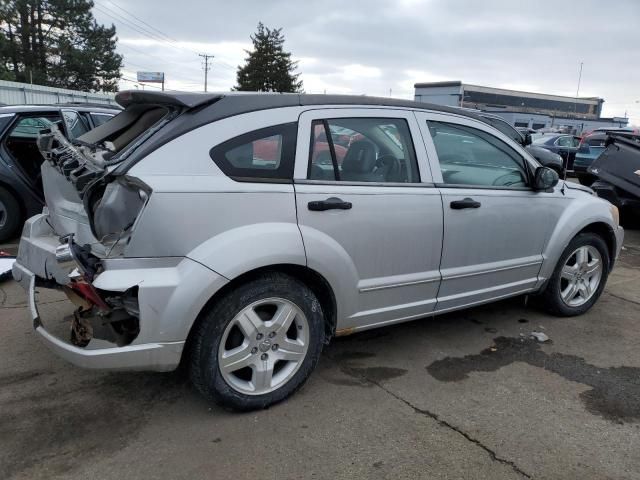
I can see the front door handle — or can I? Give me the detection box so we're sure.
[308,197,353,211]
[450,197,481,210]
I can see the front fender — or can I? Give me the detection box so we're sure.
[538,196,618,282]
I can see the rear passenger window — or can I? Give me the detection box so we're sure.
[210,123,297,181]
[308,118,419,183]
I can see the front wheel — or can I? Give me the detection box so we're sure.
[539,233,610,316]
[189,272,325,411]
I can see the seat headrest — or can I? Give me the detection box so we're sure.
[342,140,377,174]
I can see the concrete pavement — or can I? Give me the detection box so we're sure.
[1,230,639,479]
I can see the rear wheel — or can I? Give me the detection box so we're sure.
[190,272,325,411]
[539,233,609,316]
[0,187,21,243]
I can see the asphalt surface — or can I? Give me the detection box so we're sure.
[1,229,640,480]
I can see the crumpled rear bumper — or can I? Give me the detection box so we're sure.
[12,214,228,372]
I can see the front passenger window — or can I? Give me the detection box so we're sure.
[427,121,529,188]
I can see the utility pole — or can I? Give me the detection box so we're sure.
[574,61,583,117]
[199,53,214,92]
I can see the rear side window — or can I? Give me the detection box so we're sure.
[209,122,297,182]
[308,117,419,183]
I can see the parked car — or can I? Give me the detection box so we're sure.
[574,132,610,186]
[589,133,640,216]
[13,91,623,410]
[531,134,581,172]
[478,114,564,174]
[0,103,119,241]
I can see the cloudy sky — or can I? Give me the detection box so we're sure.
[92,0,640,125]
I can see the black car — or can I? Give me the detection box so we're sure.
[0,104,119,241]
[531,134,581,172]
[478,114,564,174]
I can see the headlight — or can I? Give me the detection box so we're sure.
[610,204,620,227]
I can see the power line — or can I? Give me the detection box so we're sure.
[104,0,181,44]
[199,54,214,92]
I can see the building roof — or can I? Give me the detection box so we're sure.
[414,80,603,104]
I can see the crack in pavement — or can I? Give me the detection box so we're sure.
[605,291,640,306]
[332,357,532,479]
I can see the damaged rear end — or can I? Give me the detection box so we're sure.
[12,91,223,370]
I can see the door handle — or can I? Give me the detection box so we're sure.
[308,197,353,211]
[450,198,481,209]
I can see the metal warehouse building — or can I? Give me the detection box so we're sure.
[0,79,117,106]
[414,81,628,133]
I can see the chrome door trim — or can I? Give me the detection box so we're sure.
[442,260,543,281]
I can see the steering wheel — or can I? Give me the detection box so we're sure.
[492,172,525,187]
[375,154,402,182]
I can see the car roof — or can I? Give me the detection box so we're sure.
[0,104,120,115]
[114,90,485,121]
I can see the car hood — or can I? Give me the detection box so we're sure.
[563,181,594,194]
[588,134,640,198]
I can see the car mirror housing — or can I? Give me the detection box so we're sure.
[523,133,532,146]
[533,166,559,191]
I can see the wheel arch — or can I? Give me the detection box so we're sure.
[576,221,616,271]
[181,263,338,367]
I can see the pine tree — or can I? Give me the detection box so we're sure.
[0,0,122,92]
[235,22,302,93]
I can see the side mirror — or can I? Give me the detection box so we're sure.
[523,133,532,146]
[533,166,559,191]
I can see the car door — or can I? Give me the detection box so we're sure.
[294,108,443,332]
[415,111,565,313]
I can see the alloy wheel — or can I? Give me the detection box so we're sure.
[560,245,603,307]
[218,297,309,395]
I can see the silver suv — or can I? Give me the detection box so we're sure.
[13,92,623,410]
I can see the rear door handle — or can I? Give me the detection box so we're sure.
[308,197,353,211]
[450,197,481,209]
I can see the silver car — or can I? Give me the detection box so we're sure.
[13,92,623,410]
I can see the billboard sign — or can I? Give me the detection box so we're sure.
[136,71,164,83]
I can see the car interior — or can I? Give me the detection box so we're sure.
[4,114,63,186]
[309,118,417,183]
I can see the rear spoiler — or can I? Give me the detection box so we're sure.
[115,90,223,109]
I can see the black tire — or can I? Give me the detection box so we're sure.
[189,272,325,411]
[0,186,21,243]
[538,233,610,316]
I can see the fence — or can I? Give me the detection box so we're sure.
[0,79,117,106]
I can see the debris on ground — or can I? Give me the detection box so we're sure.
[530,331,550,343]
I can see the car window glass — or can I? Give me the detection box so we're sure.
[571,137,581,148]
[427,121,528,188]
[308,117,419,183]
[209,122,297,181]
[62,110,90,139]
[90,113,113,127]
[8,115,59,139]
[556,136,572,148]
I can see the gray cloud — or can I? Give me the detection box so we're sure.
[93,0,640,123]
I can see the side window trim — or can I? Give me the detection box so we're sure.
[305,115,421,185]
[294,108,433,184]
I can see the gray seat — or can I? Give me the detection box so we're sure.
[341,140,380,182]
